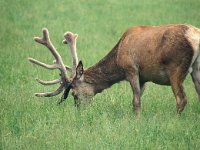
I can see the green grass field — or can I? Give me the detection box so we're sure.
[1,0,200,149]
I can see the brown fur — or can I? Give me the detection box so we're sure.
[72,24,200,114]
[84,42,125,93]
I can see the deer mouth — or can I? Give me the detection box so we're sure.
[73,95,80,107]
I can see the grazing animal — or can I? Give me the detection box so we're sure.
[28,24,200,115]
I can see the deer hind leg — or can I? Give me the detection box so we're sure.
[170,70,188,114]
[191,55,200,101]
[127,70,142,116]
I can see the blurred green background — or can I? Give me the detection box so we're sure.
[1,0,200,149]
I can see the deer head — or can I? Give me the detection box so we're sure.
[28,28,95,106]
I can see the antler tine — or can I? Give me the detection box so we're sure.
[35,84,65,97]
[28,57,57,69]
[63,32,79,77]
[36,78,61,85]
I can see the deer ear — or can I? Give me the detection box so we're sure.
[76,61,84,79]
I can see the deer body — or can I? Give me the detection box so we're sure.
[29,24,200,115]
[117,24,197,84]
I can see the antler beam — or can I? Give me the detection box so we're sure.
[36,78,61,85]
[63,32,79,77]
[35,84,65,97]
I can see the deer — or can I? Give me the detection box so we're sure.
[28,24,200,115]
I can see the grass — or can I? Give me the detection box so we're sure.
[1,0,200,149]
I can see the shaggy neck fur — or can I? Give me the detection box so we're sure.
[84,42,125,94]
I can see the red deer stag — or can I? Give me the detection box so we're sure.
[28,24,200,115]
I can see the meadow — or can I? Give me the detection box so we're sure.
[1,0,200,149]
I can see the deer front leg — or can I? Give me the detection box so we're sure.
[127,72,141,116]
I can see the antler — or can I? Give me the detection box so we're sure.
[63,32,78,77]
[28,28,71,97]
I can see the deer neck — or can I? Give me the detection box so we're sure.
[83,46,125,94]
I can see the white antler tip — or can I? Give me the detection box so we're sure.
[62,39,68,44]
[42,28,48,32]
[63,31,78,44]
[28,57,33,62]
[35,93,41,97]
[33,37,38,40]
[74,34,78,39]
[33,37,44,43]
[64,31,72,36]
[64,31,77,38]
[42,28,49,39]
